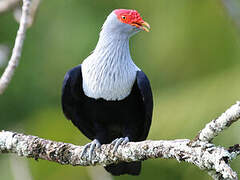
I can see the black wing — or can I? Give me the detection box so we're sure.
[61,64,95,139]
[136,70,153,140]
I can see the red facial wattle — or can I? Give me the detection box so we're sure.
[114,9,151,32]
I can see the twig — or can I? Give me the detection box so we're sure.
[0,102,240,180]
[14,0,41,27]
[27,0,41,26]
[0,0,21,15]
[194,101,240,142]
[0,0,31,94]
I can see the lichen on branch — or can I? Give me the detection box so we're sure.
[0,102,240,180]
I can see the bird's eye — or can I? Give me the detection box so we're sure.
[122,16,126,20]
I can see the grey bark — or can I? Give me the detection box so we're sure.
[1,102,240,180]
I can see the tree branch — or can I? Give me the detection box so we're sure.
[0,102,240,180]
[0,0,37,94]
[194,101,240,142]
[13,0,41,27]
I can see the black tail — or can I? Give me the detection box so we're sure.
[104,161,141,176]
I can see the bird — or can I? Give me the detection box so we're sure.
[61,9,153,176]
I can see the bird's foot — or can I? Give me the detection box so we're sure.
[80,139,101,161]
[111,137,129,153]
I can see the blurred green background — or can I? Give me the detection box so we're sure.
[1,0,240,179]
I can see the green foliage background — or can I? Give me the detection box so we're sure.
[0,0,240,179]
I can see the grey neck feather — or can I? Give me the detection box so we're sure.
[81,25,140,101]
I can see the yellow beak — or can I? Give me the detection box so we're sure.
[131,21,151,32]
[140,21,151,32]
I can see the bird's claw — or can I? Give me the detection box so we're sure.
[111,137,129,153]
[80,139,101,161]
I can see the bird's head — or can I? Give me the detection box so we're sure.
[101,9,150,38]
